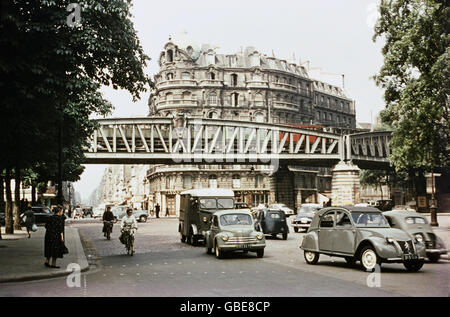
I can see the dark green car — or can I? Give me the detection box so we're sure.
[300,206,427,272]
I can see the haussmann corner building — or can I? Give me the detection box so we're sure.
[141,33,361,216]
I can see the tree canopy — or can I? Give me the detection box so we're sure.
[0,0,150,180]
[373,0,450,172]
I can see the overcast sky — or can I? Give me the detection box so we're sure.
[74,0,385,203]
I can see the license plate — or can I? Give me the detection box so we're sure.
[402,254,418,260]
[301,220,308,224]
[241,244,251,249]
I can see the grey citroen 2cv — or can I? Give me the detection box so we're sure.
[300,206,427,272]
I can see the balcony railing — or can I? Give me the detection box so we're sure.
[156,80,198,89]
[156,99,198,109]
[199,79,224,87]
[246,80,269,88]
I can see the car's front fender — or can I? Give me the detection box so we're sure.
[301,231,319,252]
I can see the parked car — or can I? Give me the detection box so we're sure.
[291,203,322,232]
[269,203,295,217]
[254,208,289,240]
[383,210,448,263]
[300,206,427,272]
[26,206,53,225]
[205,209,266,258]
[111,205,128,220]
[133,209,149,222]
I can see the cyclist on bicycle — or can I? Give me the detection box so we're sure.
[120,208,138,254]
[102,206,115,238]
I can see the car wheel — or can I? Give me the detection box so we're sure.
[403,260,424,272]
[282,233,288,240]
[256,249,264,258]
[427,253,440,263]
[215,241,223,259]
[304,251,319,264]
[206,242,213,254]
[139,216,147,223]
[190,234,198,246]
[360,246,379,272]
[294,227,298,233]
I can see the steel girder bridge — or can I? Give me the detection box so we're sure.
[84,117,392,169]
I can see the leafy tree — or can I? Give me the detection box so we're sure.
[0,0,151,233]
[373,0,450,172]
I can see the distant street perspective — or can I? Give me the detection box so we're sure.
[1,0,449,300]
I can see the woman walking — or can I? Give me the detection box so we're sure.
[44,206,65,269]
[22,207,36,238]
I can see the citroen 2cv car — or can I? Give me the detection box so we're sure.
[383,210,448,263]
[205,209,266,259]
[300,206,427,272]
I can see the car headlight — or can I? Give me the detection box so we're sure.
[415,234,423,243]
[386,237,395,244]
[221,235,229,241]
[202,216,208,223]
[256,233,263,240]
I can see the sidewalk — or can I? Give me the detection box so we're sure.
[0,226,89,283]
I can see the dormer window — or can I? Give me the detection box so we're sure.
[167,49,174,63]
[166,73,174,80]
[210,72,216,80]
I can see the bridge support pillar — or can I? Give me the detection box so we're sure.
[331,161,361,206]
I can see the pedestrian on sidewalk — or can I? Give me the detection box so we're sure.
[44,206,65,269]
[155,203,160,218]
[22,208,36,239]
[165,207,169,217]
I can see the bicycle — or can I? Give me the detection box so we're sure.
[103,220,114,240]
[121,225,136,256]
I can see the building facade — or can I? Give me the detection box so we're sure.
[143,35,356,215]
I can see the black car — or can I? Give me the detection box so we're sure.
[25,206,53,225]
[291,203,322,232]
[254,208,289,240]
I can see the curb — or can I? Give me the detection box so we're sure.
[0,227,90,284]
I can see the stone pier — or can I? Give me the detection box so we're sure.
[331,161,361,206]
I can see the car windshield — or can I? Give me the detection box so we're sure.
[299,206,320,214]
[200,198,234,209]
[33,207,50,213]
[351,212,389,227]
[220,214,252,226]
[405,217,427,225]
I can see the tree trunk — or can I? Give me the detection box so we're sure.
[13,168,22,230]
[31,182,36,205]
[5,168,13,234]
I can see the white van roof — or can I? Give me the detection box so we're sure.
[180,188,234,197]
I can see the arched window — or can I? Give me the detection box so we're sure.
[208,111,218,119]
[167,49,174,63]
[182,91,191,100]
[254,113,264,123]
[232,175,241,189]
[209,175,218,188]
[182,72,191,80]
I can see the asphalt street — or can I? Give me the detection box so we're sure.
[1,218,448,297]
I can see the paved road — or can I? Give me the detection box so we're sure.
[0,218,448,297]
